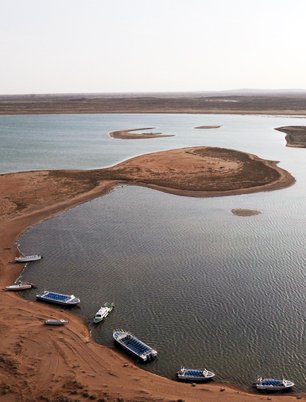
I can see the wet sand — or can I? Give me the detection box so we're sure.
[275,126,306,147]
[109,127,174,139]
[0,147,299,401]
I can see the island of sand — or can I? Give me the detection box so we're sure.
[275,126,306,148]
[110,127,174,139]
[194,125,221,129]
[231,209,261,216]
[0,147,297,402]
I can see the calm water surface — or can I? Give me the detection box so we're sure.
[2,113,306,391]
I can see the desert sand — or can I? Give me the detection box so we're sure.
[275,126,306,147]
[0,147,299,401]
[110,127,174,139]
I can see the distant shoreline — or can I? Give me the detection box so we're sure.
[2,93,306,115]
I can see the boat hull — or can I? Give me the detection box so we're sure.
[113,330,157,362]
[93,302,114,324]
[254,378,294,392]
[44,319,68,326]
[15,255,42,263]
[5,284,32,291]
[36,291,80,306]
[177,368,215,382]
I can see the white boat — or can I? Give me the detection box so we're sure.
[93,302,114,324]
[254,377,294,391]
[176,367,215,382]
[44,319,69,326]
[4,282,35,291]
[15,254,42,263]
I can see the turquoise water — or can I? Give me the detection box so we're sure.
[3,113,306,391]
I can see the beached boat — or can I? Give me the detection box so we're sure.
[176,367,215,382]
[93,302,114,324]
[4,282,34,291]
[15,254,42,263]
[36,291,80,306]
[113,330,157,362]
[44,319,69,326]
[253,377,294,391]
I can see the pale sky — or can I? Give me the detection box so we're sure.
[1,0,306,94]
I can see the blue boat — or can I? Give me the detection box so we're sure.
[113,330,157,362]
[254,377,294,391]
[36,291,80,306]
[177,367,215,382]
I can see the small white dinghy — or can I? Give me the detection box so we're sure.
[4,282,35,291]
[15,255,42,263]
[93,302,114,324]
[44,319,69,326]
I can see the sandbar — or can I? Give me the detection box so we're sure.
[0,147,298,401]
[231,209,261,216]
[110,127,174,139]
[275,126,306,148]
[194,125,221,129]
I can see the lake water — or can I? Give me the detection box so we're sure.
[2,113,306,391]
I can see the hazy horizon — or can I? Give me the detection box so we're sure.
[1,0,306,95]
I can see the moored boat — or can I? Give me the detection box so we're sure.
[176,367,215,382]
[4,282,35,291]
[93,302,114,324]
[15,254,42,263]
[253,377,294,391]
[36,291,80,306]
[44,319,69,326]
[113,330,157,362]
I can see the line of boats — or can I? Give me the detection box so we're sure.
[8,255,296,392]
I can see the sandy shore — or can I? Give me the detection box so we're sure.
[110,127,174,139]
[0,147,299,401]
[275,126,306,148]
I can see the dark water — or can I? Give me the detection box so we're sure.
[19,184,306,391]
[4,113,306,391]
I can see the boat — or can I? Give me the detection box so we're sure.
[4,282,35,291]
[113,330,157,362]
[36,291,80,306]
[253,377,295,391]
[93,302,114,324]
[44,319,69,326]
[176,367,215,382]
[15,254,42,263]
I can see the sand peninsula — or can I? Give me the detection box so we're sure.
[110,127,174,139]
[0,147,297,402]
[275,126,306,148]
